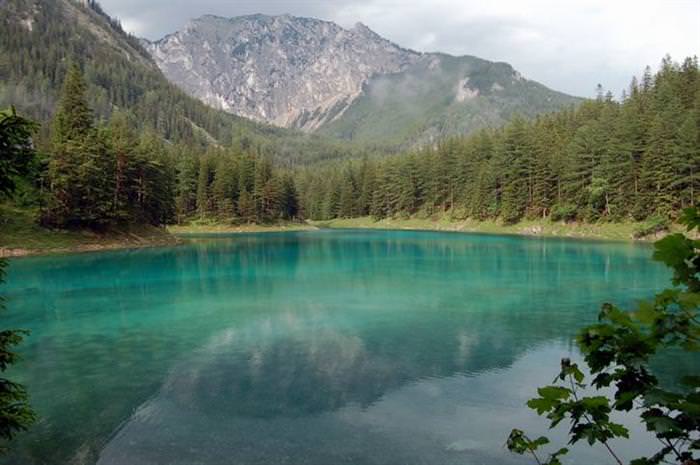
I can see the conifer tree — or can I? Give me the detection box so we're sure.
[0,107,36,197]
[51,64,93,145]
[0,108,36,451]
[45,64,114,227]
[237,189,255,223]
[196,154,213,219]
[107,111,136,222]
[337,169,358,218]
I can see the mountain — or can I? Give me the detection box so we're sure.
[145,15,419,131]
[0,0,352,163]
[145,14,581,147]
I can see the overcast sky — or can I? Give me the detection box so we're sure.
[100,0,699,97]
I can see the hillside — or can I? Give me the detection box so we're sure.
[318,53,579,147]
[0,0,352,163]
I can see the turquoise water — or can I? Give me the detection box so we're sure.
[1,230,677,464]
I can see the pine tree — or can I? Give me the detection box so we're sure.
[0,107,37,197]
[499,117,530,224]
[134,132,175,225]
[106,111,136,222]
[211,156,239,221]
[337,169,358,218]
[45,63,115,228]
[279,174,299,220]
[237,189,255,223]
[51,63,93,145]
[253,157,273,222]
[673,113,700,209]
[196,154,213,219]
[0,111,36,450]
[356,158,376,217]
[174,148,199,223]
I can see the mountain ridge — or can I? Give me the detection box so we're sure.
[143,13,581,146]
[144,13,422,131]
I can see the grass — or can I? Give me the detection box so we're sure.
[0,205,317,257]
[1,203,682,258]
[168,219,318,235]
[0,204,181,257]
[309,215,683,242]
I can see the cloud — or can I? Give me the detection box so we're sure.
[99,0,700,97]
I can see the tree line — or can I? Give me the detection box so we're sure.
[4,56,699,231]
[296,56,699,224]
[5,64,299,229]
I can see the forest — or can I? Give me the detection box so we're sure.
[297,56,699,225]
[2,56,698,234]
[0,0,355,164]
[3,64,298,230]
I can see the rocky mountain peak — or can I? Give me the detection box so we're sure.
[145,14,420,130]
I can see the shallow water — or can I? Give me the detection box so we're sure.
[1,230,679,464]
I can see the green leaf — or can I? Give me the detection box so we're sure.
[643,414,679,434]
[634,301,658,325]
[680,206,700,231]
[608,422,630,438]
[537,386,572,401]
[681,375,700,388]
[653,234,692,268]
[528,398,556,414]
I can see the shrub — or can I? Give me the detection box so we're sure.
[633,215,670,239]
[550,204,578,223]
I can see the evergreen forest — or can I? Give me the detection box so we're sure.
[2,56,699,234]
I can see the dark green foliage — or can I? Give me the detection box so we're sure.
[507,206,700,465]
[51,64,93,145]
[0,113,36,451]
[633,215,670,239]
[0,259,36,454]
[0,107,37,198]
[550,204,578,223]
[41,66,176,228]
[181,149,298,224]
[299,57,699,225]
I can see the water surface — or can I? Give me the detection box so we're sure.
[2,230,676,464]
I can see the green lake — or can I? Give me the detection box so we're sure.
[1,230,682,464]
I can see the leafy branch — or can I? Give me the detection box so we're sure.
[507,207,700,465]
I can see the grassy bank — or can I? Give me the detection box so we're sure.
[0,206,319,257]
[168,220,317,235]
[1,204,680,258]
[0,205,181,258]
[310,216,681,242]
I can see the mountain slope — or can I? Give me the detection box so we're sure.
[319,53,580,146]
[145,14,581,148]
[0,0,352,163]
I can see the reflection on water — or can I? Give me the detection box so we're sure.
[1,230,677,464]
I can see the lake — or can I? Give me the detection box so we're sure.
[1,229,677,464]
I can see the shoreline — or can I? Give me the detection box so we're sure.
[1,216,678,258]
[0,222,318,258]
[167,222,318,235]
[1,230,183,259]
[308,216,677,243]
